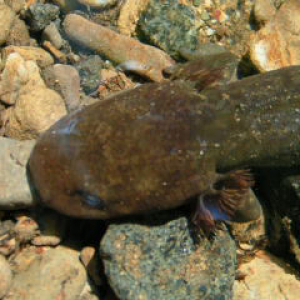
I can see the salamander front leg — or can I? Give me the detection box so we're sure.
[192,169,254,237]
[192,194,216,237]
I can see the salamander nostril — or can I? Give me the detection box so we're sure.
[72,190,106,210]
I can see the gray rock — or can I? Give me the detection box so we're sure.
[75,55,105,94]
[139,0,199,59]
[101,211,236,300]
[53,64,81,112]
[7,246,87,300]
[26,3,60,32]
[0,137,35,209]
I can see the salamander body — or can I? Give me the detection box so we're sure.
[28,65,300,233]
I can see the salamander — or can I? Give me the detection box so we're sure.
[27,63,300,234]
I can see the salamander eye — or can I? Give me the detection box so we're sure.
[73,190,106,210]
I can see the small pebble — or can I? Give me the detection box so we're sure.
[52,64,81,112]
[80,246,103,286]
[42,22,64,49]
[14,216,39,243]
[77,0,118,9]
[75,55,104,94]
[80,246,96,268]
[31,236,61,246]
[98,69,135,98]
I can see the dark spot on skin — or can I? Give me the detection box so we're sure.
[73,190,106,210]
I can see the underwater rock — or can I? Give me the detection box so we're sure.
[250,0,300,71]
[0,137,35,209]
[101,212,236,300]
[139,0,200,59]
[7,246,87,300]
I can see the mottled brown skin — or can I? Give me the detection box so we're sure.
[28,65,300,232]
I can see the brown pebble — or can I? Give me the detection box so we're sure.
[32,235,61,246]
[14,216,39,243]
[43,41,66,62]
[80,246,96,268]
[98,69,135,98]
[63,14,174,82]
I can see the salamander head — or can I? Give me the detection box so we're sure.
[27,111,122,219]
